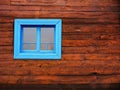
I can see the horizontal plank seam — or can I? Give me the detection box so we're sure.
[0,74,120,76]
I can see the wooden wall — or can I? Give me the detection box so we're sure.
[0,0,120,87]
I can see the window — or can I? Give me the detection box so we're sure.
[14,19,62,59]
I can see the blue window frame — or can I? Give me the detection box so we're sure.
[14,19,62,59]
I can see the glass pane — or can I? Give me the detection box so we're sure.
[23,44,29,50]
[40,27,54,50]
[23,27,36,43]
[22,27,36,50]
[48,44,54,50]
[23,44,36,50]
[30,44,36,50]
[41,27,54,43]
[41,43,46,50]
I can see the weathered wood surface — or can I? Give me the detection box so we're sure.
[0,0,10,5]
[0,60,120,76]
[0,0,120,87]
[0,75,120,84]
[11,0,120,6]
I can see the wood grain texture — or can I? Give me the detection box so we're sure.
[0,11,120,20]
[0,53,119,60]
[0,0,120,86]
[0,5,120,12]
[0,60,120,76]
[11,0,120,6]
[0,0,10,5]
[0,75,120,84]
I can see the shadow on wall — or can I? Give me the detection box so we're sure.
[0,84,120,90]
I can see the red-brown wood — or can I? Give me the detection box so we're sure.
[0,0,120,89]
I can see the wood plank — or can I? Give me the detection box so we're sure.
[61,54,120,60]
[63,40,120,47]
[1,60,120,67]
[63,24,120,33]
[11,0,120,6]
[11,0,66,6]
[62,33,120,40]
[66,0,120,6]
[0,23,13,29]
[63,18,120,24]
[0,53,119,61]
[0,0,10,5]
[0,17,13,23]
[0,5,40,11]
[62,47,120,54]
[0,11,119,20]
[41,5,120,12]
[0,75,120,84]
[0,5,120,12]
[0,60,120,76]
[0,32,13,38]
[0,17,119,25]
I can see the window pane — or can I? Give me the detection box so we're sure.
[23,27,36,43]
[23,44,29,50]
[23,44,36,50]
[40,27,54,50]
[22,27,36,50]
[41,43,46,50]
[41,27,54,43]
[30,44,36,50]
[48,44,54,50]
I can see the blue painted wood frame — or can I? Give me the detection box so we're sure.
[14,19,62,59]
